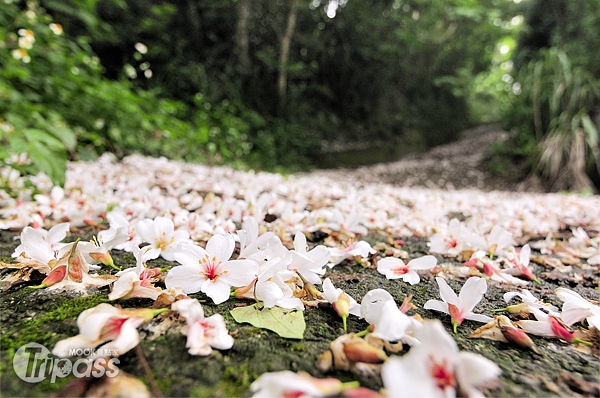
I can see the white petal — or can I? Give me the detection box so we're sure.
[154,216,175,234]
[205,314,234,350]
[206,234,235,263]
[372,301,410,341]
[173,243,208,267]
[515,320,554,337]
[172,298,205,322]
[456,352,501,391]
[520,244,531,267]
[293,232,307,253]
[458,277,487,314]
[402,270,421,285]
[465,313,493,323]
[256,281,283,308]
[220,259,258,287]
[560,308,593,326]
[201,279,232,305]
[407,255,437,270]
[377,257,403,276]
[165,265,205,294]
[47,222,70,244]
[360,289,395,324]
[381,356,442,398]
[322,278,341,303]
[135,219,156,243]
[435,277,458,305]
[108,271,138,300]
[423,299,449,315]
[52,335,97,358]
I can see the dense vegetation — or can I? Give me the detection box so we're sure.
[1,0,599,190]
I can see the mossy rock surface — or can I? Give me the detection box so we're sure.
[1,230,598,397]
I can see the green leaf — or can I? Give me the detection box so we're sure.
[230,304,305,339]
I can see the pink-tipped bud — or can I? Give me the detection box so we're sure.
[67,242,83,282]
[549,315,577,343]
[497,316,539,354]
[464,259,478,268]
[447,303,464,333]
[343,341,388,364]
[30,265,67,289]
[89,251,113,266]
[483,263,495,277]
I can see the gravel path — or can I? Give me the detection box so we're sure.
[308,124,544,192]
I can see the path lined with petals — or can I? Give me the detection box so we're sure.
[1,153,599,397]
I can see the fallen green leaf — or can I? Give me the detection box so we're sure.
[230,304,305,339]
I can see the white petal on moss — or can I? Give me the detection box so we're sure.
[435,277,458,305]
[458,277,488,314]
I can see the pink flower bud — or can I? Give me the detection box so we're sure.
[343,341,388,364]
[38,265,67,288]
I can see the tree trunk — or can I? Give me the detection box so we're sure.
[235,0,251,73]
[278,0,299,104]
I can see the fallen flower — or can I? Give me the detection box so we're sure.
[360,289,420,345]
[376,255,437,285]
[322,277,361,331]
[11,223,70,272]
[381,319,501,398]
[136,216,190,261]
[555,287,600,329]
[424,277,492,333]
[52,303,168,358]
[515,308,593,346]
[171,298,234,356]
[79,227,129,270]
[328,240,376,267]
[165,235,258,304]
[108,245,162,301]
[502,244,541,284]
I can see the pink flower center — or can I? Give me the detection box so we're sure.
[447,303,464,325]
[200,255,222,281]
[100,317,128,340]
[430,358,456,391]
[343,244,355,253]
[446,238,458,248]
[392,265,409,275]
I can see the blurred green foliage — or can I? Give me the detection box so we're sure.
[37,0,518,166]
[1,0,254,187]
[498,0,600,191]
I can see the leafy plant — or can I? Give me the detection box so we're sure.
[515,49,599,191]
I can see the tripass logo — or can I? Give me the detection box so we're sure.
[13,343,120,383]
